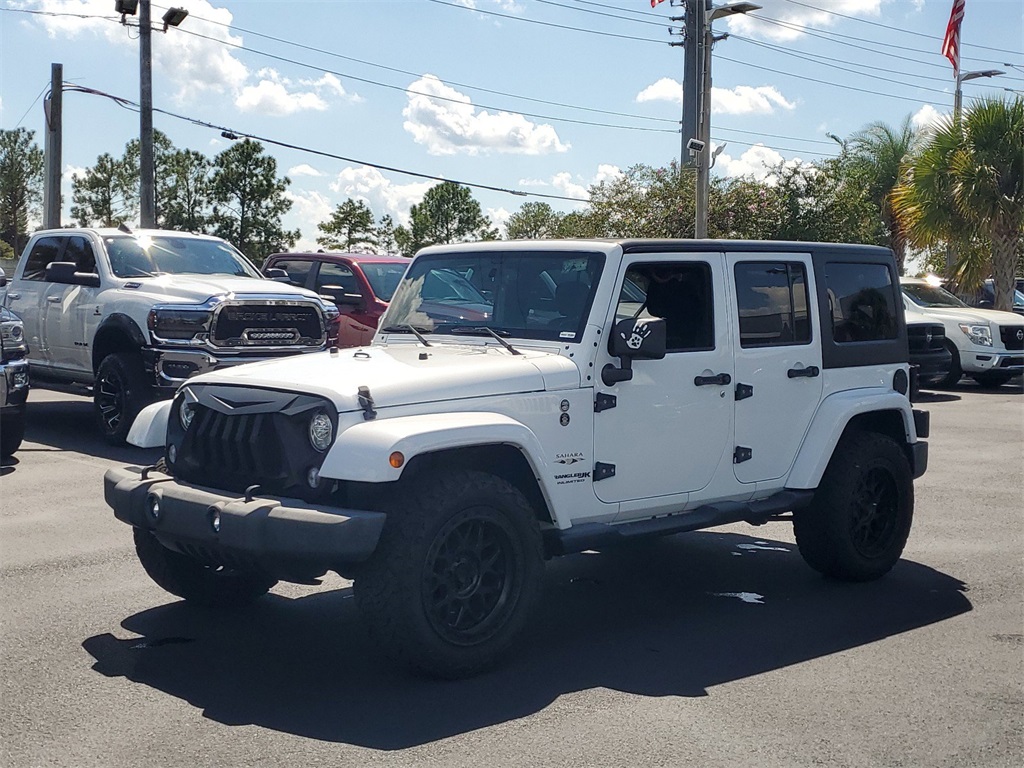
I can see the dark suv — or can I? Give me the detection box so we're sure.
[265,252,410,348]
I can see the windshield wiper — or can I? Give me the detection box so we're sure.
[381,324,433,346]
[451,326,521,355]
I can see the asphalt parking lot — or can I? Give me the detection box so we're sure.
[1,384,1021,768]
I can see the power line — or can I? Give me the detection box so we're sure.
[60,83,593,203]
[530,0,668,28]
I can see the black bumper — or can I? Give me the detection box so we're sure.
[104,466,386,577]
[910,348,953,385]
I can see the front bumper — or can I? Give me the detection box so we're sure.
[962,349,1024,374]
[147,346,325,389]
[0,358,29,411]
[105,466,386,577]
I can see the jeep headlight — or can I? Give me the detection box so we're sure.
[958,323,992,347]
[177,388,198,430]
[309,411,334,452]
[148,307,212,340]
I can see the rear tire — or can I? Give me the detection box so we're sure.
[354,470,544,678]
[133,528,277,608]
[794,432,914,581]
[936,341,962,388]
[1,409,25,458]
[95,352,152,445]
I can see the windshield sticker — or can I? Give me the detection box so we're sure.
[562,259,588,273]
[559,331,575,339]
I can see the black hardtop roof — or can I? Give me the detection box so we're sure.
[617,239,895,263]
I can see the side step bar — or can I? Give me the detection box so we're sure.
[545,489,814,556]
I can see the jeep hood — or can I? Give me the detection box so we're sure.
[189,342,581,411]
[120,274,320,304]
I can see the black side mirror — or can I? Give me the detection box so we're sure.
[264,267,289,281]
[603,317,666,385]
[45,261,101,287]
[0,268,7,288]
[978,300,993,309]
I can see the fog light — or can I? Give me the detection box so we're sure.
[389,451,405,468]
[307,467,321,488]
[147,494,161,520]
[208,507,221,533]
[168,444,177,463]
[12,370,28,388]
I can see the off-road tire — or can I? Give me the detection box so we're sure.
[971,370,1014,388]
[353,470,545,679]
[95,352,152,445]
[936,340,962,388]
[794,431,913,582]
[1,410,25,458]
[133,528,277,608]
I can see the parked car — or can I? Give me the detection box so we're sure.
[901,277,1024,388]
[953,278,1024,316]
[264,252,491,346]
[1,267,30,458]
[903,304,952,390]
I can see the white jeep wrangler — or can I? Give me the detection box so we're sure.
[105,239,929,678]
[3,228,339,443]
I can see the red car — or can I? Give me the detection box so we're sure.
[264,252,410,347]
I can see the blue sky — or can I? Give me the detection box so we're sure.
[1,0,1021,250]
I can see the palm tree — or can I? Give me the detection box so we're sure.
[893,97,1024,311]
[847,116,920,274]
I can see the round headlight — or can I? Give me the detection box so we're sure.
[179,399,195,431]
[9,324,23,342]
[309,412,333,452]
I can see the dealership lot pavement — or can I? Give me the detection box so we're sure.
[1,386,1021,767]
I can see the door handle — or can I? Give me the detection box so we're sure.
[787,365,820,378]
[47,296,61,303]
[694,372,732,386]
[7,293,20,300]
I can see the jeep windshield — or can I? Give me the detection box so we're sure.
[104,235,261,279]
[902,282,970,308]
[381,250,605,342]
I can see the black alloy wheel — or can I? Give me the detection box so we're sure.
[848,467,900,559]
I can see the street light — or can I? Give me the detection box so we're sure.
[695,1,761,238]
[954,69,1005,122]
[161,7,189,31]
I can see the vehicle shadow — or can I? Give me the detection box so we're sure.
[82,530,971,750]
[914,390,960,403]
[23,395,163,465]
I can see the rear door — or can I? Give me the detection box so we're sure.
[730,254,822,484]
[44,235,102,375]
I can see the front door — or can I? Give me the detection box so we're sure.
[593,254,735,508]
[730,255,822,484]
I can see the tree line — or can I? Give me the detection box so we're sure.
[1,95,1020,307]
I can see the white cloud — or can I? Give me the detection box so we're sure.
[288,164,323,178]
[487,206,512,234]
[717,144,791,181]
[726,0,882,43]
[64,164,86,182]
[403,75,569,156]
[519,164,622,204]
[285,189,334,251]
[329,166,435,226]
[235,70,327,116]
[637,78,794,115]
[911,104,944,130]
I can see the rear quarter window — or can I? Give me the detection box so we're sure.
[826,262,898,343]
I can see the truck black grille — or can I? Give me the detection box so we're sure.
[212,303,323,347]
[1000,325,1024,351]
[907,323,946,352]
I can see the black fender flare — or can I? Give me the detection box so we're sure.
[92,313,149,372]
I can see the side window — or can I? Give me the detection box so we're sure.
[270,259,313,288]
[63,237,98,274]
[826,263,898,343]
[735,262,811,348]
[316,263,360,296]
[617,262,714,352]
[22,236,65,281]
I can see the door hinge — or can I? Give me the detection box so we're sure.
[594,392,617,412]
[735,383,753,401]
[593,462,616,481]
[733,446,753,464]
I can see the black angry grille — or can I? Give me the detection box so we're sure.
[1000,325,1024,351]
[907,323,946,352]
[212,303,322,347]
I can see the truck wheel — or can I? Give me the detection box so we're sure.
[936,341,962,388]
[354,470,545,678]
[794,431,913,582]
[133,528,277,608]
[1,410,26,458]
[971,371,1014,388]
[95,352,152,445]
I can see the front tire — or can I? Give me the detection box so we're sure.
[971,370,1014,388]
[133,528,277,608]
[1,409,26,458]
[354,470,544,678]
[936,340,962,388]
[95,352,152,445]
[794,432,914,582]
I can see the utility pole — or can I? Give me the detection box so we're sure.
[676,0,700,169]
[139,0,155,228]
[43,63,63,230]
[695,4,711,238]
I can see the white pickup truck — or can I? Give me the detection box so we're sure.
[107,239,929,677]
[3,228,339,443]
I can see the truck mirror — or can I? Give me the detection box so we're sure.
[609,317,666,360]
[45,262,100,287]
[263,267,289,281]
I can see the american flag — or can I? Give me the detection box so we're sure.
[651,0,667,7]
[941,0,965,73]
